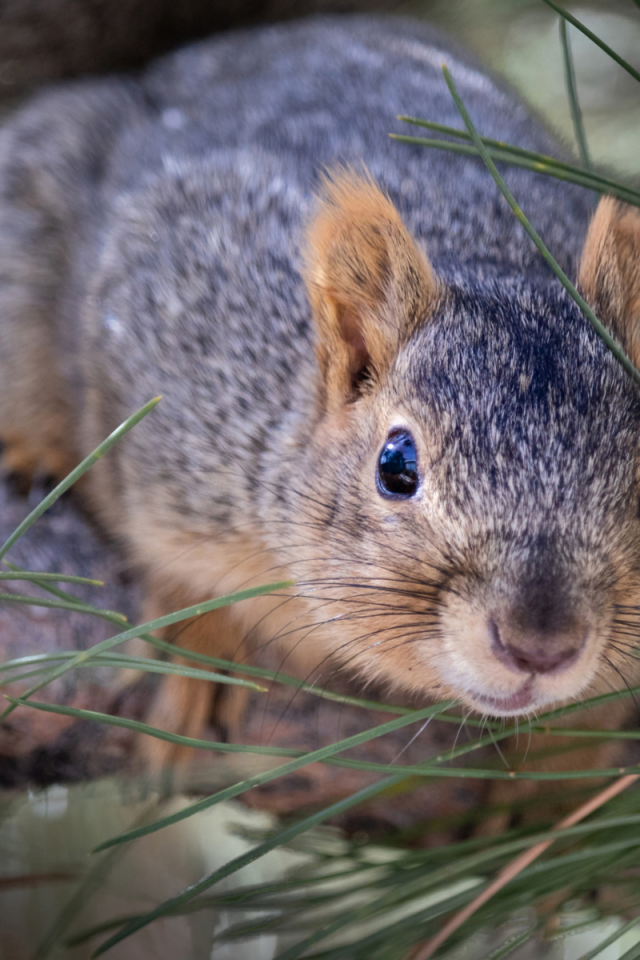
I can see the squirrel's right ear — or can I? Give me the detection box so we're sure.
[578,197,640,362]
[304,170,438,411]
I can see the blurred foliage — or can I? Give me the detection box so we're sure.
[411,0,640,175]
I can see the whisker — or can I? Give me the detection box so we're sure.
[390,715,435,764]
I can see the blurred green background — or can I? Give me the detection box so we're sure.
[413,0,640,176]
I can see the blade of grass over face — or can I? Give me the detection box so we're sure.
[6,559,636,726]
[6,649,640,742]
[439,63,640,388]
[90,772,411,957]
[540,0,640,85]
[0,580,291,723]
[560,18,591,170]
[395,118,591,176]
[0,397,161,563]
[91,700,455,854]
[14,697,640,786]
[137,631,419,714]
[1,562,422,717]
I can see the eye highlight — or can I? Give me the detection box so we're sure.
[377,429,419,498]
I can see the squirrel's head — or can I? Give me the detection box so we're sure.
[300,170,640,716]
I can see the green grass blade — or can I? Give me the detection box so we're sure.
[0,653,264,687]
[483,928,538,960]
[0,580,290,722]
[391,133,640,207]
[395,117,639,199]
[91,701,455,853]
[0,651,197,674]
[0,646,411,713]
[269,883,481,960]
[2,563,418,717]
[618,941,640,960]
[4,698,299,756]
[66,916,140,950]
[390,135,640,204]
[87,805,640,959]
[9,565,633,724]
[16,695,640,783]
[440,63,640,387]
[8,697,637,782]
[540,0,640,85]
[0,572,103,585]
[577,914,640,960]
[1,560,101,605]
[0,592,126,619]
[0,397,161,562]
[560,18,591,170]
[0,667,61,685]
[90,773,409,957]
[2,653,265,688]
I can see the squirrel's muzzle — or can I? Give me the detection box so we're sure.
[488,570,589,675]
[436,538,612,714]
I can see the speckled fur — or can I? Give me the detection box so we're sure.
[1,15,640,762]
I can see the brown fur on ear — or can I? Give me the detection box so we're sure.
[578,196,640,360]
[304,168,438,410]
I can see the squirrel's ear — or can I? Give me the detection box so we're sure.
[578,197,640,360]
[304,170,438,409]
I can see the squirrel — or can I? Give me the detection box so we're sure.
[1,14,639,773]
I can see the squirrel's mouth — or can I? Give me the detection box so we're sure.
[467,678,535,716]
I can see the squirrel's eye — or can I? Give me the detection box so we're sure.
[377,430,419,498]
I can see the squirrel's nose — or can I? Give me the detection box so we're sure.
[488,618,586,676]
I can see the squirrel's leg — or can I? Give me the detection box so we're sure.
[0,144,76,488]
[0,235,76,488]
[0,84,135,491]
[0,331,76,490]
[137,585,250,771]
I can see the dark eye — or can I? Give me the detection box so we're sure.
[377,429,419,498]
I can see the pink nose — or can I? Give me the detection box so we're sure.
[489,619,585,676]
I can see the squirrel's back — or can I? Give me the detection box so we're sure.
[46,16,595,514]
